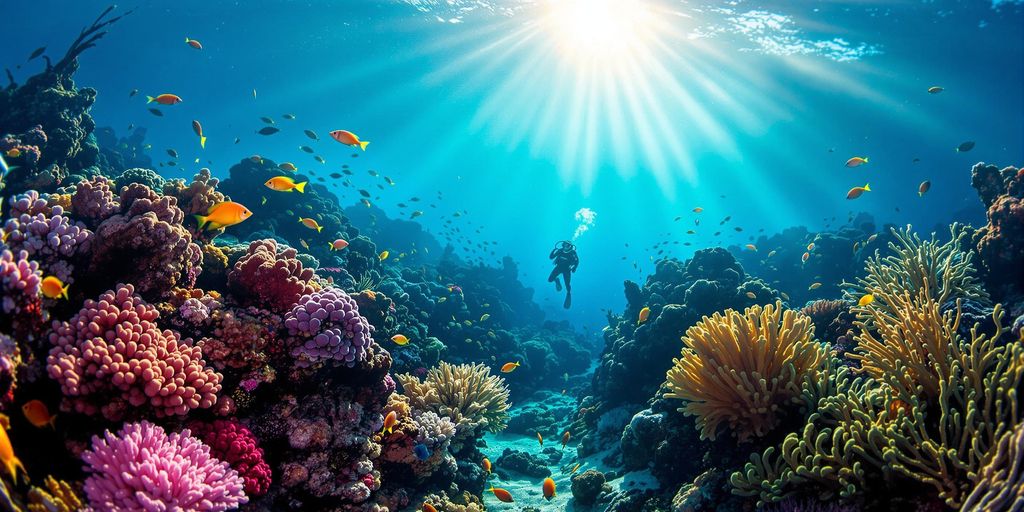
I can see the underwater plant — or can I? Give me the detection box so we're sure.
[664,301,828,442]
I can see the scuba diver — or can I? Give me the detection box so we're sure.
[548,241,579,309]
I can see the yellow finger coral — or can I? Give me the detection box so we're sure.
[664,301,828,442]
[27,476,85,512]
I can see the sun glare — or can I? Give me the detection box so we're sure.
[545,0,653,60]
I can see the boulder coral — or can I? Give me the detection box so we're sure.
[228,239,316,312]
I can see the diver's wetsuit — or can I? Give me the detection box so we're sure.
[548,242,579,309]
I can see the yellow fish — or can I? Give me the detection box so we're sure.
[0,419,27,483]
[195,201,252,231]
[537,432,544,447]
[265,176,307,193]
[6,149,20,158]
[298,217,323,232]
[692,207,703,213]
[808,282,822,290]
[637,306,651,325]
[807,243,815,251]
[480,313,490,322]
[501,361,520,373]
[858,294,875,306]
[41,276,69,300]
[379,250,389,261]
[482,457,492,474]
[21,400,56,429]
[391,334,409,346]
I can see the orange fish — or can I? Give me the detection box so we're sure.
[195,201,252,231]
[918,180,931,197]
[329,130,369,150]
[692,207,703,213]
[422,504,437,512]
[146,93,182,105]
[299,217,323,232]
[41,276,69,300]
[846,183,871,200]
[192,120,206,148]
[329,239,349,251]
[561,431,571,449]
[382,410,397,434]
[185,37,203,50]
[501,361,520,373]
[845,156,868,167]
[482,457,492,474]
[265,176,307,193]
[807,242,815,251]
[801,252,810,263]
[889,399,909,418]
[537,432,544,447]
[744,244,757,251]
[21,400,56,429]
[488,486,514,503]
[0,422,26,483]
[542,477,556,501]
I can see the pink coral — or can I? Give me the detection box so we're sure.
[88,183,202,298]
[228,239,316,312]
[3,195,92,282]
[188,418,272,496]
[0,249,43,337]
[46,284,224,420]
[70,176,120,223]
[82,420,247,511]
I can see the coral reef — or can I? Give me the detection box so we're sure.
[188,418,272,497]
[962,421,1024,512]
[284,287,374,369]
[3,192,92,282]
[971,163,1024,300]
[228,239,316,312]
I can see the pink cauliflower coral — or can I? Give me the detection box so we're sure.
[82,420,248,511]
[189,418,272,496]
[46,284,224,420]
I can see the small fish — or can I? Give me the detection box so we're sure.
[411,210,423,219]
[148,108,164,117]
[767,250,776,258]
[166,148,178,158]
[889,399,910,417]
[191,120,207,148]
[927,86,943,94]
[314,155,326,164]
[802,252,810,263]
[482,457,492,473]
[480,313,490,322]
[252,88,257,99]
[570,463,582,475]
[542,477,556,501]
[304,129,319,140]
[382,411,398,434]
[234,137,241,144]
[330,130,370,150]
[0,422,27,483]
[329,239,349,251]
[780,291,790,301]
[257,126,280,135]
[745,244,757,251]
[129,88,139,98]
[27,46,46,61]
[413,443,431,460]
[195,201,253,231]
[745,291,756,299]
[265,176,307,193]
[41,276,69,300]
[379,250,390,261]
[858,294,875,306]
[867,234,878,244]
[637,306,651,324]
[299,145,314,153]
[488,486,514,503]
[437,297,447,303]
[422,503,437,512]
[561,431,571,449]
[918,180,931,196]
[147,93,183,105]
[185,37,203,50]
[5,149,20,158]
[385,176,395,186]
[22,400,56,429]
[299,217,323,232]
[693,207,703,213]
[537,432,544,446]
[845,156,869,167]
[846,183,871,200]
[391,334,409,346]
[501,361,520,373]
[260,116,275,125]
[279,162,298,172]
[361,198,372,208]
[807,243,815,251]
[300,239,310,250]
[956,141,975,153]
[808,282,822,290]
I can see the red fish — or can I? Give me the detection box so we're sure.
[329,130,369,150]
[846,183,871,200]
[488,486,514,503]
[185,37,203,50]
[147,93,182,105]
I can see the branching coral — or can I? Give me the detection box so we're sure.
[82,421,247,511]
[26,476,84,512]
[664,301,828,442]
[396,362,511,447]
[963,420,1024,512]
[47,284,224,420]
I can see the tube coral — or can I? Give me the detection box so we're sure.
[81,421,247,511]
[963,421,1024,512]
[664,301,828,442]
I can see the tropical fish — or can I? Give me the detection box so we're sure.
[329,239,349,251]
[129,88,139,98]
[780,292,790,301]
[330,130,370,150]
[252,88,257,99]
[382,411,398,434]
[147,93,182,105]
[745,244,757,251]
[314,155,326,164]
[918,180,931,196]
[27,46,45,61]
[889,399,909,417]
[501,361,520,373]
[299,145,314,153]
[279,162,298,172]
[422,503,437,512]
[956,141,975,152]
[637,306,651,324]
[807,242,815,251]
[570,463,582,475]
[767,250,776,258]
[413,443,431,460]
[693,207,703,213]
[846,183,871,200]
[0,422,27,483]
[391,334,409,346]
[41,276,69,300]
[488,486,514,503]
[542,477,556,501]
[745,291,756,299]
[191,120,207,148]
[257,127,280,135]
[801,252,810,263]
[808,282,822,290]
[858,294,875,306]
[480,313,490,322]
[927,86,943,94]
[166,148,178,159]
[845,156,868,167]
[379,250,389,261]
[283,113,296,120]
[265,176,307,193]
[299,217,323,232]
[148,108,164,117]
[561,431,571,449]
[259,117,275,125]
[196,201,253,231]
[482,457,492,474]
[185,37,202,50]
[300,240,310,250]
[537,432,544,446]
[21,400,56,429]
[304,129,319,140]
[411,210,423,219]
[867,234,878,244]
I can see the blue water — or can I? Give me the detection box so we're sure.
[4,0,1022,328]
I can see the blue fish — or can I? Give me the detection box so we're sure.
[414,443,431,461]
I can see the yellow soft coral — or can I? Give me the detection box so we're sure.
[27,476,84,512]
[664,301,828,442]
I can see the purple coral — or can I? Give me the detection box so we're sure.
[0,249,41,316]
[3,199,92,282]
[188,418,272,497]
[228,239,315,312]
[284,287,374,368]
[46,284,224,420]
[70,176,120,223]
[82,421,247,511]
